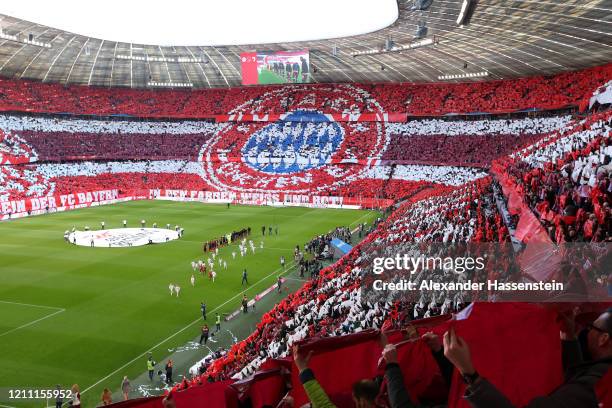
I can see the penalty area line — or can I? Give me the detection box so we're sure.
[81,262,296,396]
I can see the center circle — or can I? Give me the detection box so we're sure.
[241,111,345,174]
[67,228,180,247]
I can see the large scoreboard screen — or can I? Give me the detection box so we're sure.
[241,50,311,85]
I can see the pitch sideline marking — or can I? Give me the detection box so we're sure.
[0,300,66,338]
[0,308,65,338]
[81,262,296,396]
[0,300,64,310]
[349,210,377,229]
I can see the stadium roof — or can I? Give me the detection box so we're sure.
[0,0,399,46]
[0,0,611,89]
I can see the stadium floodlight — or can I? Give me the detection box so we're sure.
[117,54,205,63]
[0,31,51,48]
[352,36,435,57]
[147,81,193,88]
[0,32,17,41]
[437,71,489,80]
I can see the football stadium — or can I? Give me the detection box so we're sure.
[0,1,611,407]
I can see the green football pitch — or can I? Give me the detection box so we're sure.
[0,200,378,407]
[258,67,306,84]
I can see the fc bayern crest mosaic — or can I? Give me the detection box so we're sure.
[198,85,389,194]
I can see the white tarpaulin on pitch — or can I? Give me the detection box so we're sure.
[67,228,179,247]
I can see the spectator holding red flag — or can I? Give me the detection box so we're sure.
[442,308,612,408]
[293,344,384,408]
[381,343,414,408]
[293,345,335,408]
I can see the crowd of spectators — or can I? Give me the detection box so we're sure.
[288,305,612,408]
[0,159,488,202]
[0,115,219,162]
[387,116,570,136]
[168,178,506,388]
[160,135,611,404]
[1,110,606,214]
[0,163,51,201]
[305,226,352,259]
[2,112,580,205]
[163,303,611,408]
[499,111,611,243]
[0,112,571,169]
[0,64,609,117]
[1,71,610,406]
[18,131,214,162]
[3,109,524,203]
[384,116,570,167]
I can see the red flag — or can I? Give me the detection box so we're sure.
[595,367,612,407]
[392,339,448,405]
[514,208,551,244]
[290,331,383,407]
[447,303,564,408]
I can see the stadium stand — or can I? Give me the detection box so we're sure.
[0,114,576,204]
[494,111,611,244]
[0,64,610,408]
[0,64,609,118]
[161,178,505,381]
[96,105,611,408]
[118,142,609,407]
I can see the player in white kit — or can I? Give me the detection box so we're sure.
[169,283,175,296]
[174,285,181,297]
[190,274,195,287]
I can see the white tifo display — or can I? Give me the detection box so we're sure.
[67,228,179,248]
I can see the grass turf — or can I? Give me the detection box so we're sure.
[258,67,306,84]
[0,200,377,407]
